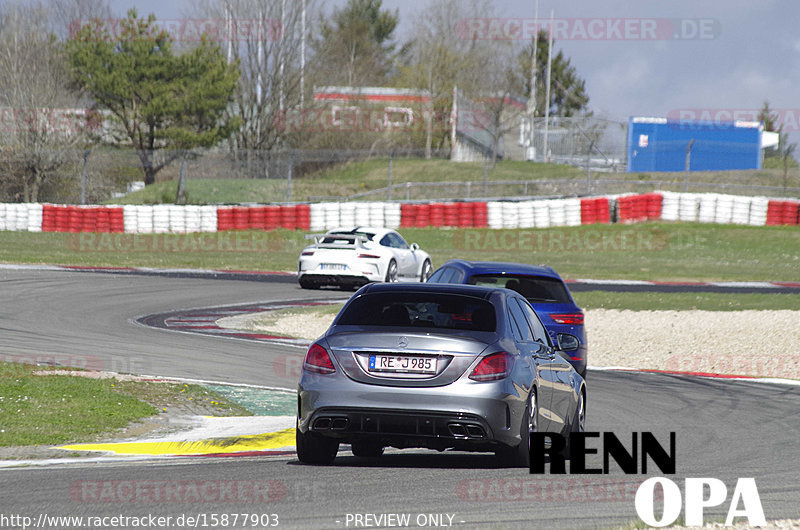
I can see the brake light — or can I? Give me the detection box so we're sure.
[550,313,584,325]
[301,251,314,256]
[357,253,380,259]
[469,352,514,381]
[303,343,336,374]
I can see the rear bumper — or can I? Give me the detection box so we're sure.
[298,273,373,287]
[297,375,525,451]
[305,407,496,451]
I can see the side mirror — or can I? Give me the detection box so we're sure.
[410,243,419,251]
[556,333,580,352]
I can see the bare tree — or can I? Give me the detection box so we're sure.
[396,0,496,158]
[0,2,95,202]
[191,0,318,169]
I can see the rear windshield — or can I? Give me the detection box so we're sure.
[468,274,571,303]
[336,293,496,332]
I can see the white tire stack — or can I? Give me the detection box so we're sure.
[487,202,504,229]
[199,206,217,232]
[548,199,567,227]
[354,202,371,227]
[532,200,550,228]
[748,197,768,226]
[338,202,356,227]
[152,205,170,233]
[714,194,734,224]
[518,201,535,229]
[0,204,6,231]
[660,191,680,221]
[697,194,717,223]
[678,193,699,222]
[168,205,186,233]
[564,198,581,226]
[137,205,154,233]
[309,203,327,231]
[184,205,202,233]
[12,203,27,231]
[731,196,751,225]
[123,205,139,233]
[501,202,519,229]
[369,202,386,228]
[26,203,43,232]
[384,203,401,229]
[324,202,341,229]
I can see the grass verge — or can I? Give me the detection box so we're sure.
[0,363,250,447]
[2,223,799,282]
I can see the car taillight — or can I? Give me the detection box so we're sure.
[301,251,314,256]
[357,253,380,259]
[550,313,584,325]
[469,352,514,381]
[303,343,336,374]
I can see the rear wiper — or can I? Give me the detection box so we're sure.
[527,298,559,303]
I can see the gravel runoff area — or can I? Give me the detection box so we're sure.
[218,309,800,380]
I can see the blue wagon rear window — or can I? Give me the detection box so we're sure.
[468,275,571,303]
[336,293,496,332]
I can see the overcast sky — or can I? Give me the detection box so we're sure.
[105,0,800,135]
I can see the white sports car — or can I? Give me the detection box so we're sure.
[297,227,433,289]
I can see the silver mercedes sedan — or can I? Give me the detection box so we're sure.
[296,282,586,467]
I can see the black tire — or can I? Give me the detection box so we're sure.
[419,260,432,282]
[296,428,339,465]
[384,260,398,283]
[496,390,537,468]
[565,388,587,460]
[350,441,384,458]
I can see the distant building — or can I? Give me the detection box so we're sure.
[627,116,777,172]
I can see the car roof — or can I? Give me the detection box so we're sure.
[359,281,512,300]
[438,259,561,280]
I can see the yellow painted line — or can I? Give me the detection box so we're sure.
[58,428,295,456]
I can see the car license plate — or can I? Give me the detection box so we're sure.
[320,263,347,271]
[369,355,436,374]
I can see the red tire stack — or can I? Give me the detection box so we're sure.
[280,205,296,230]
[95,207,111,233]
[249,206,267,230]
[595,197,611,224]
[232,207,250,230]
[109,207,125,233]
[414,203,430,228]
[458,202,474,227]
[68,206,83,233]
[783,201,800,225]
[217,207,234,231]
[443,203,459,227]
[80,207,97,232]
[645,193,663,221]
[428,203,445,227]
[472,202,488,228]
[400,203,417,227]
[41,205,57,232]
[580,198,598,224]
[265,206,281,230]
[296,204,311,231]
[54,206,70,232]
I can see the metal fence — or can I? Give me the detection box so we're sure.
[518,116,628,171]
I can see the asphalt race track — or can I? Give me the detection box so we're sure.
[1,268,799,529]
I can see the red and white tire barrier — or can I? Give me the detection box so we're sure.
[0,193,797,233]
